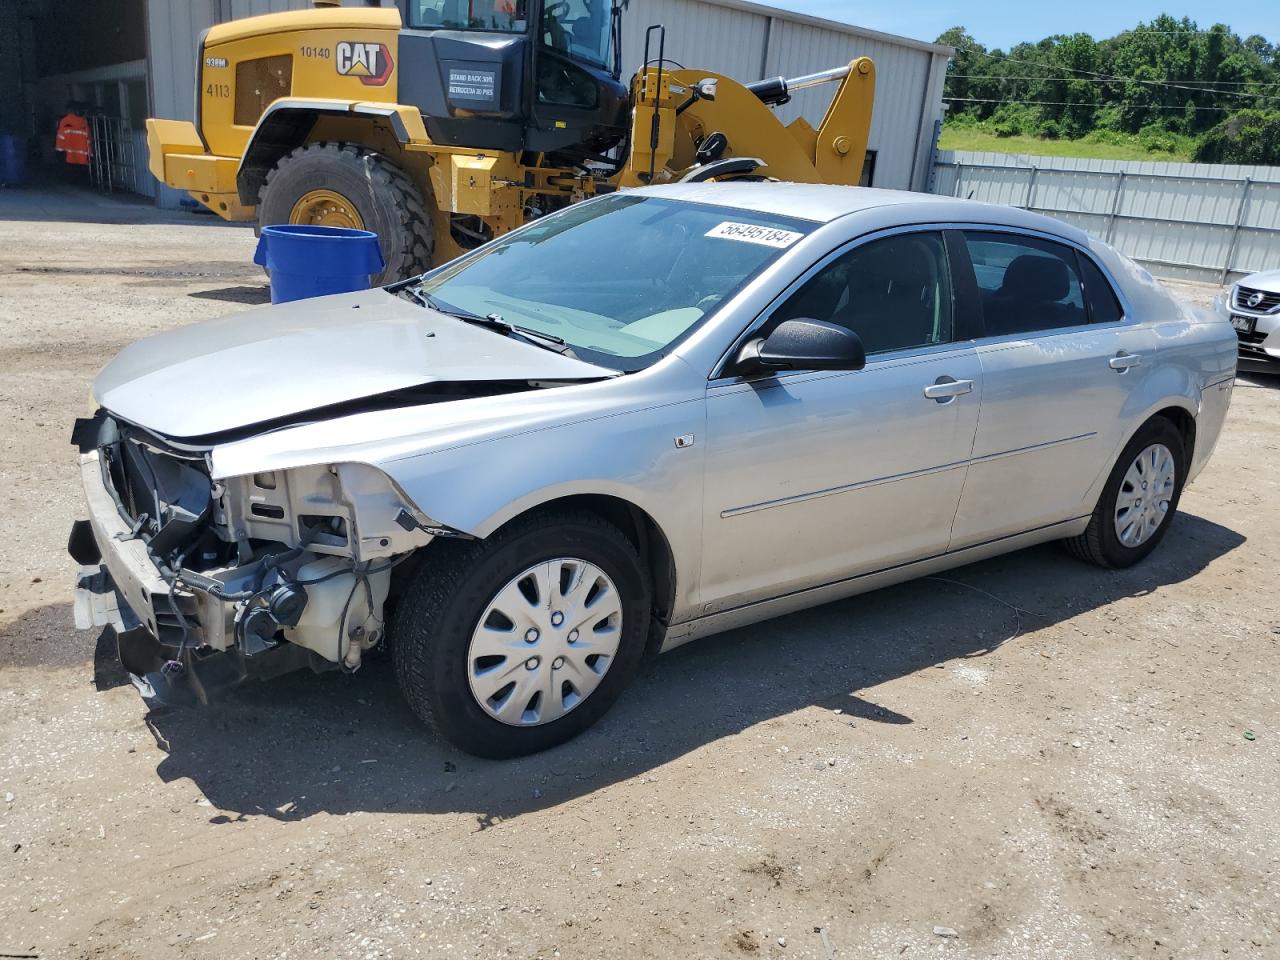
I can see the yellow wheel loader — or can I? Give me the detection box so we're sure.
[147,0,875,282]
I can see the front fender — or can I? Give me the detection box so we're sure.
[379,398,707,622]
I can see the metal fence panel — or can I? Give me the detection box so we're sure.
[933,150,1280,285]
[1244,181,1280,230]
[1032,169,1116,216]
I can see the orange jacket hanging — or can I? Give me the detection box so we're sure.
[55,114,91,165]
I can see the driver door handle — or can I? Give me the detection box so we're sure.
[1109,351,1143,371]
[923,377,974,402]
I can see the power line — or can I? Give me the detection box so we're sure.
[949,74,1280,88]
[950,44,1280,103]
[1110,29,1270,35]
[944,96,1250,111]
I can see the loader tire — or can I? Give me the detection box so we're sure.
[258,142,433,284]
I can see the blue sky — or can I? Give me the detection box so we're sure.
[766,1,1277,49]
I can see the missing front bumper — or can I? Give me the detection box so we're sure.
[71,446,393,706]
[74,560,328,708]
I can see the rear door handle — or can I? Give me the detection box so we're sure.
[1109,352,1143,371]
[923,377,974,402]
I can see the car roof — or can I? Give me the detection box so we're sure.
[636,181,1089,245]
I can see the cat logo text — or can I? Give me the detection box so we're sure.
[335,41,394,86]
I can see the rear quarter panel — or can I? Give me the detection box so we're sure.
[1087,240,1236,495]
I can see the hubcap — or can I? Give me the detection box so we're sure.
[467,559,623,727]
[288,189,365,229]
[1113,443,1176,548]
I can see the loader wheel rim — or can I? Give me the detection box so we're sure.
[288,189,365,230]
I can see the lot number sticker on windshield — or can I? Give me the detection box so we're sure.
[705,221,804,249]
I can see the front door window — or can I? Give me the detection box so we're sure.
[770,231,955,355]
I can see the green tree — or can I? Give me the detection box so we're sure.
[1195,110,1280,163]
[936,27,990,119]
[938,14,1280,156]
[1053,33,1102,137]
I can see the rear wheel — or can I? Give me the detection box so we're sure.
[1064,417,1186,568]
[257,142,432,284]
[392,512,651,758]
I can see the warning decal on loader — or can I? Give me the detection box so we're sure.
[447,67,500,108]
[705,222,805,249]
[335,42,394,86]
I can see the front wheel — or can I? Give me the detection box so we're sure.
[1064,417,1186,568]
[392,512,651,758]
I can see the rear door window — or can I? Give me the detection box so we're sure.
[964,232,1087,336]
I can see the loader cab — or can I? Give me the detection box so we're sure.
[396,0,630,162]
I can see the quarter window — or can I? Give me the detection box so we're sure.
[772,232,954,355]
[963,232,1086,336]
[1078,254,1124,325]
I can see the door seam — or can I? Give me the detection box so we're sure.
[945,366,984,550]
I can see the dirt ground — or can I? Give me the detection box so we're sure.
[1,191,1277,960]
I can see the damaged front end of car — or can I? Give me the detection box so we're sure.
[67,412,453,706]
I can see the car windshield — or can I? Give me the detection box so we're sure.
[414,195,816,372]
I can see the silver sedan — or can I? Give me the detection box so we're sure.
[70,183,1237,757]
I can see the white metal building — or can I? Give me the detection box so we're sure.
[619,0,952,191]
[24,0,951,203]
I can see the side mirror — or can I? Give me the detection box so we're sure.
[734,318,866,376]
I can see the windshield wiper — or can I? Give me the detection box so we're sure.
[466,313,577,357]
[403,285,577,357]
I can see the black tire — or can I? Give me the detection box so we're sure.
[1064,417,1187,569]
[258,142,432,284]
[392,511,651,758]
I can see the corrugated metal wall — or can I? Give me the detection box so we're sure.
[147,0,307,126]
[622,0,770,79]
[146,0,312,204]
[932,151,1280,284]
[623,0,950,190]
[147,0,207,126]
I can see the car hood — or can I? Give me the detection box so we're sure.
[93,289,616,439]
[1240,270,1280,293]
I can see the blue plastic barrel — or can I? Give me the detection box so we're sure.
[0,135,27,187]
[253,224,385,304]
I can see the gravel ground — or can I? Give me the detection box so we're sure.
[0,197,1277,960]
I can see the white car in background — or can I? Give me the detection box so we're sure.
[1219,269,1280,364]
